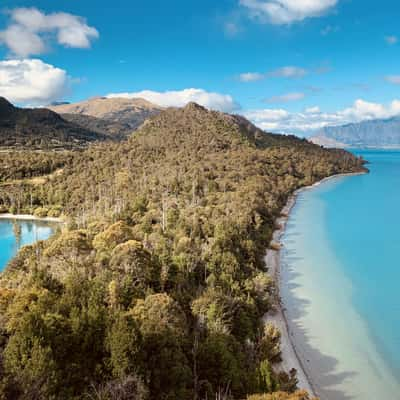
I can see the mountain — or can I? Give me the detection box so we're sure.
[2,102,365,216]
[0,97,109,149]
[60,113,133,140]
[310,116,400,148]
[48,96,163,129]
[49,101,71,106]
[135,102,316,151]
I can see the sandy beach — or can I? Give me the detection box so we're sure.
[264,172,366,397]
[0,213,64,223]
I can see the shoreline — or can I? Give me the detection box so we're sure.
[0,213,64,223]
[264,171,366,397]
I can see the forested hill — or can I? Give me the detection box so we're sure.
[43,102,364,218]
[0,97,116,149]
[0,103,365,400]
[60,112,133,140]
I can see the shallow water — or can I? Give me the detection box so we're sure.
[0,219,54,271]
[281,150,400,399]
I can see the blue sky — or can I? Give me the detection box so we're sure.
[1,0,400,134]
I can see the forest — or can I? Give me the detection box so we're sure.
[0,97,110,150]
[0,103,366,399]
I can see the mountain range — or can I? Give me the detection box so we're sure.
[0,97,108,149]
[0,96,164,149]
[310,117,400,148]
[48,96,163,129]
[5,93,400,151]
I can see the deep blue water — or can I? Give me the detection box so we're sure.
[0,219,54,271]
[281,150,400,399]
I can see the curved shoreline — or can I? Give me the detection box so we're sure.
[0,213,64,223]
[264,171,366,397]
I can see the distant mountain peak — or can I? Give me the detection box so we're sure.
[48,96,163,129]
[0,97,16,119]
[0,97,109,149]
[0,96,14,109]
[183,102,207,111]
[310,117,400,149]
[48,101,71,106]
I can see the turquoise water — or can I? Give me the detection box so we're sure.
[281,150,400,399]
[0,219,54,271]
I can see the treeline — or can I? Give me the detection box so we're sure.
[0,151,73,182]
[0,104,365,399]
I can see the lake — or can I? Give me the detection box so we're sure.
[281,150,400,399]
[0,219,55,271]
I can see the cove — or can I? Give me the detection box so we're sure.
[0,219,55,271]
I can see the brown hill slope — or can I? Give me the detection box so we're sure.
[0,97,108,149]
[136,102,311,152]
[48,96,163,129]
[60,113,133,140]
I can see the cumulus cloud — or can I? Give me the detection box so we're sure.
[266,92,305,103]
[0,7,99,57]
[107,88,240,112]
[305,106,320,113]
[385,75,400,84]
[385,35,398,45]
[243,99,400,134]
[0,59,68,104]
[239,0,338,25]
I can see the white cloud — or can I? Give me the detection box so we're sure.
[243,99,400,134]
[0,7,99,57]
[0,25,46,57]
[385,75,400,84]
[107,88,240,112]
[305,106,320,113]
[239,0,338,25]
[268,66,307,78]
[238,65,307,83]
[246,108,289,120]
[0,59,68,104]
[238,72,265,82]
[266,92,305,103]
[385,35,398,45]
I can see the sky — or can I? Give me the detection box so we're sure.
[1,0,400,135]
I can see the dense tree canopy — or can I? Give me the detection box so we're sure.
[0,104,366,399]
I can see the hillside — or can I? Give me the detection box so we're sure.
[48,96,163,129]
[310,116,400,148]
[0,104,365,400]
[61,113,133,140]
[0,97,109,149]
